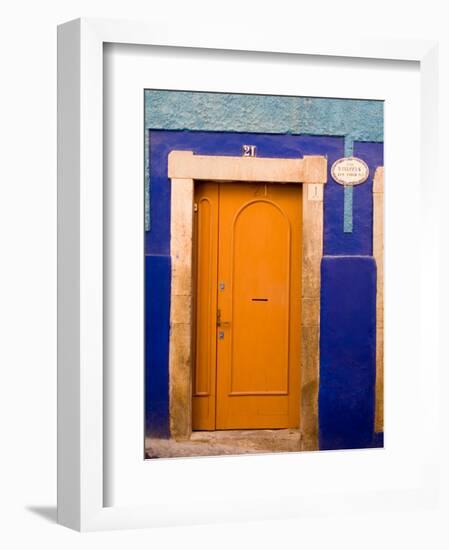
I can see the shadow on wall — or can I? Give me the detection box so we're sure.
[26,506,57,523]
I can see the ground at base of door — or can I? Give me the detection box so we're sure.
[145,429,303,459]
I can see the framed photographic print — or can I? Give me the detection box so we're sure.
[57,18,440,531]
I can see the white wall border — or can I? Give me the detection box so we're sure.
[57,17,440,531]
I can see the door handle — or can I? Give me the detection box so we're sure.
[216,309,231,327]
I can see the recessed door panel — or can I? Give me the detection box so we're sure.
[192,183,219,430]
[229,200,291,395]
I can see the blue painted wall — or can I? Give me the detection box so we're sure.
[144,92,384,450]
[145,255,171,437]
[322,139,384,448]
[319,256,377,450]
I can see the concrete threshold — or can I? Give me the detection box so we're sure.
[145,429,302,459]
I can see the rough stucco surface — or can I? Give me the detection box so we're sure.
[298,97,383,143]
[145,91,383,137]
[147,91,301,134]
[144,91,383,229]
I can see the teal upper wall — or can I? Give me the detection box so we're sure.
[145,90,383,139]
[144,90,384,229]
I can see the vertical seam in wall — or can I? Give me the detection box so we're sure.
[373,167,384,433]
[145,128,150,231]
[343,187,353,233]
[343,136,354,234]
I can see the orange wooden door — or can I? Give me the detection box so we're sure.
[192,181,302,430]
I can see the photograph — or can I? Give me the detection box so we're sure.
[143,90,384,458]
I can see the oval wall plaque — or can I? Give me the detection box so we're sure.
[331,157,369,186]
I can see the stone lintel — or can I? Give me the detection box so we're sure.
[168,150,327,184]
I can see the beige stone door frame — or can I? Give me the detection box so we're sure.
[373,166,384,433]
[167,151,327,450]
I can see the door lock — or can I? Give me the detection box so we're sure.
[216,309,231,328]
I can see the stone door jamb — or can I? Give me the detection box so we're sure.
[167,151,327,450]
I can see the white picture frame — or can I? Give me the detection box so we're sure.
[57,17,440,531]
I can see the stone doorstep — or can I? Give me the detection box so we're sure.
[145,429,303,459]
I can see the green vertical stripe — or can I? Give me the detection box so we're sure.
[343,137,354,233]
[343,186,353,233]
